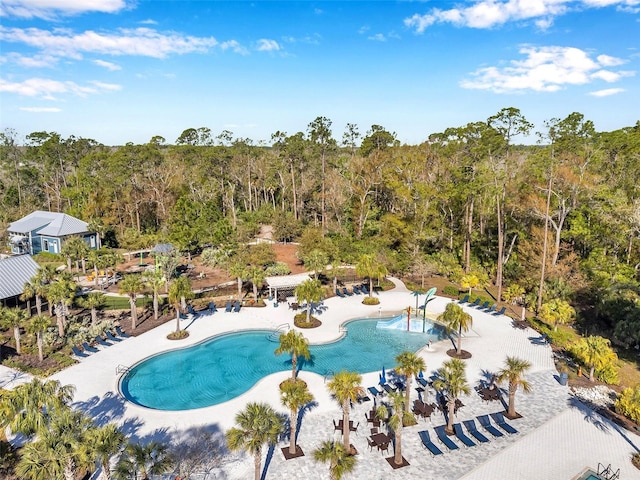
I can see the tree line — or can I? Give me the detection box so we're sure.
[1,108,640,350]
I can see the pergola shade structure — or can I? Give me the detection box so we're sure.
[265,273,312,301]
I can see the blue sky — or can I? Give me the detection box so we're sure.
[1,0,638,146]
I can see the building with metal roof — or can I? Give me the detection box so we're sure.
[0,254,40,307]
[7,211,98,255]
[265,273,312,301]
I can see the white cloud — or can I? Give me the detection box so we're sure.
[220,40,248,55]
[139,19,158,25]
[0,26,220,59]
[460,46,633,93]
[4,52,57,68]
[404,0,638,32]
[256,39,280,52]
[368,33,387,42]
[588,87,625,96]
[93,59,121,70]
[20,106,62,112]
[0,77,121,99]
[89,80,122,91]
[0,0,127,19]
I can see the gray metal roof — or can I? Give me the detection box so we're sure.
[0,255,40,300]
[8,210,89,237]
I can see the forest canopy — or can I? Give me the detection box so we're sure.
[1,108,640,349]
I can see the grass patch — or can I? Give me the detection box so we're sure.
[101,296,153,310]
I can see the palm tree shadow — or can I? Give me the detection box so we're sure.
[568,396,640,452]
[262,413,288,480]
[72,391,127,426]
[295,400,319,443]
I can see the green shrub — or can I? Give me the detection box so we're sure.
[362,296,380,305]
[442,285,460,297]
[615,386,640,423]
[265,262,291,276]
[595,363,619,385]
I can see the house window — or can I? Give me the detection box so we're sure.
[90,236,96,248]
[43,239,49,251]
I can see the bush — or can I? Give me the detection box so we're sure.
[595,363,619,385]
[615,386,640,423]
[633,452,640,470]
[442,285,460,297]
[265,261,291,276]
[167,329,190,340]
[362,296,380,305]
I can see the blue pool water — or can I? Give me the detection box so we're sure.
[120,318,446,411]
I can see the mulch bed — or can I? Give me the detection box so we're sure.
[446,349,472,359]
[281,445,305,460]
[386,456,410,469]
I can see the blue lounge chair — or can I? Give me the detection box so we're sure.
[342,287,353,296]
[462,420,489,443]
[188,304,197,316]
[459,294,470,304]
[453,423,476,447]
[434,425,459,451]
[368,386,383,397]
[115,326,131,338]
[95,336,112,347]
[418,431,443,456]
[225,301,233,312]
[471,298,481,307]
[209,302,217,313]
[71,345,89,357]
[105,331,122,342]
[491,412,518,434]
[416,376,428,388]
[487,304,497,313]
[335,289,345,298]
[479,301,490,309]
[381,383,396,394]
[477,415,504,437]
[360,284,369,294]
[82,342,99,353]
[352,285,361,294]
[233,300,241,312]
[494,306,506,316]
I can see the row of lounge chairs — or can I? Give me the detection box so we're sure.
[459,295,507,316]
[418,412,518,456]
[224,300,242,313]
[71,327,130,358]
[335,284,369,297]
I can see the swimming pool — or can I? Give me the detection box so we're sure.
[119,318,446,410]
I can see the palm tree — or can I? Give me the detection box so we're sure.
[395,351,426,418]
[16,408,95,480]
[88,250,111,289]
[539,298,576,331]
[0,307,28,354]
[88,423,126,480]
[26,314,51,362]
[35,264,58,315]
[77,291,105,326]
[355,253,388,297]
[1,378,75,439]
[114,441,173,480]
[327,371,364,451]
[495,356,532,418]
[572,335,618,382]
[313,440,356,480]
[46,277,77,336]
[168,276,193,333]
[22,276,49,316]
[375,390,411,466]
[142,267,166,320]
[275,330,311,381]
[225,402,284,480]
[433,359,470,435]
[119,274,144,330]
[303,249,329,279]
[247,265,266,302]
[228,259,247,300]
[437,302,473,356]
[294,278,323,323]
[280,378,314,456]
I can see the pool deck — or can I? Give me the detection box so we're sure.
[6,278,640,479]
